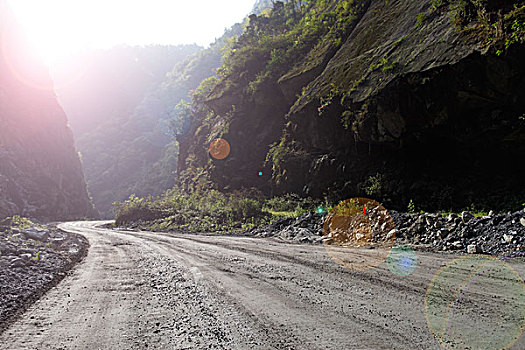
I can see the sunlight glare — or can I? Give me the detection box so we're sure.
[7,0,254,65]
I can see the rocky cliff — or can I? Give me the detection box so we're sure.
[0,1,95,220]
[178,0,525,211]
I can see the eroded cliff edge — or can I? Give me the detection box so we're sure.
[0,1,95,220]
[178,0,525,211]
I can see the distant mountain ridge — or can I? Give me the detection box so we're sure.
[53,24,242,217]
[251,0,292,15]
[52,45,201,138]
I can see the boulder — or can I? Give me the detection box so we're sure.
[9,257,25,268]
[461,212,474,223]
[467,244,482,254]
[452,241,463,249]
[22,228,49,241]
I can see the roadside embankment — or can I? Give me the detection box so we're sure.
[0,218,89,334]
[245,209,525,255]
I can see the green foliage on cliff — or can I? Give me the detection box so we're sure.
[174,0,369,195]
[212,0,363,96]
[422,0,525,53]
[165,0,525,217]
[266,135,308,185]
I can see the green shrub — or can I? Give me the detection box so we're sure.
[1,216,40,230]
[431,0,447,10]
[113,183,333,231]
[232,197,263,220]
[113,185,269,232]
[363,173,386,197]
[113,195,166,225]
[407,199,416,214]
[264,193,313,212]
[416,12,429,28]
[263,193,320,217]
[505,18,525,49]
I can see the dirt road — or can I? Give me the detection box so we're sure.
[1,221,523,349]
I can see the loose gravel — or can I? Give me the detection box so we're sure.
[3,222,524,349]
[0,223,88,333]
[245,209,525,255]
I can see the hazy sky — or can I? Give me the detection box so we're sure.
[7,0,254,64]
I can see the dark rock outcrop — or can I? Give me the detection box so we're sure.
[0,1,95,220]
[178,0,525,211]
[278,0,525,210]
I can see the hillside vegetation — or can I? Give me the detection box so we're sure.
[116,0,525,227]
[54,27,241,217]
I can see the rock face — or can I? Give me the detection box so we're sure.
[0,1,94,220]
[280,0,525,209]
[178,0,525,211]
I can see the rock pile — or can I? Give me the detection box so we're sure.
[246,212,325,244]
[391,210,525,255]
[0,222,88,333]
[245,209,525,255]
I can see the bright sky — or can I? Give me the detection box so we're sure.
[7,0,254,64]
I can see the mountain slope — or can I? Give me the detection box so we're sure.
[0,0,94,220]
[52,45,201,139]
[178,0,525,211]
[54,45,201,217]
[54,26,242,217]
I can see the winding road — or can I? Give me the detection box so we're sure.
[0,221,523,349]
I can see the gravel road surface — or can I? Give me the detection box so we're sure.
[0,221,523,349]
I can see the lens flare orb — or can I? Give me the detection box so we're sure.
[425,255,525,349]
[209,138,231,160]
[386,245,417,276]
